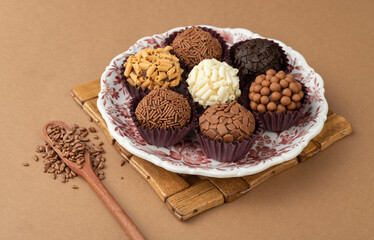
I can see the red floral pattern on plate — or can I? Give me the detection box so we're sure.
[97,25,328,178]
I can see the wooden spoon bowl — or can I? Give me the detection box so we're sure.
[42,120,145,240]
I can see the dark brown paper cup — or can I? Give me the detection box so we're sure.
[192,102,264,162]
[246,82,309,132]
[129,93,193,147]
[238,82,251,107]
[163,26,231,73]
[229,38,289,84]
[120,60,150,99]
[181,83,208,116]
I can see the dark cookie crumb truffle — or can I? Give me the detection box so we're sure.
[234,39,287,81]
[135,89,191,130]
[199,101,255,143]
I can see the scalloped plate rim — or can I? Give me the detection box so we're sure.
[97,25,328,178]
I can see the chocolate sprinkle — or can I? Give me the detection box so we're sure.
[171,27,222,68]
[199,101,255,143]
[135,89,191,130]
[234,39,288,82]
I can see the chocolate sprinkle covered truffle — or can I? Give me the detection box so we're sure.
[171,27,223,68]
[233,39,287,81]
[199,101,255,143]
[135,89,191,130]
[249,69,304,114]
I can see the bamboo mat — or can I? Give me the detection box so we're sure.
[71,79,353,221]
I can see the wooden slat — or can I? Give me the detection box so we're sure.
[184,175,201,185]
[71,79,353,221]
[313,113,353,151]
[242,158,298,188]
[206,177,249,203]
[178,174,191,180]
[83,98,105,124]
[129,156,189,202]
[71,79,101,105]
[98,121,115,144]
[72,94,84,107]
[297,140,320,162]
[166,180,224,221]
[82,98,114,144]
[114,142,133,162]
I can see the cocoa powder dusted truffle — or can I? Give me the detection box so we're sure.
[135,89,191,130]
[249,69,304,114]
[171,27,223,68]
[233,39,288,81]
[199,101,255,143]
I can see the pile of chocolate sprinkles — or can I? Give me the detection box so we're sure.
[34,124,106,183]
[135,89,191,130]
[171,27,222,68]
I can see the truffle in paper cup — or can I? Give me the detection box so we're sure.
[253,86,308,132]
[120,62,150,99]
[163,26,231,72]
[129,91,193,147]
[120,46,184,99]
[243,77,308,132]
[184,59,242,116]
[230,38,289,85]
[192,102,263,162]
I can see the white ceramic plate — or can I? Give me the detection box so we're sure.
[97,25,328,178]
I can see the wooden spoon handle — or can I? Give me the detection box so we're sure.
[83,170,146,240]
[42,121,144,239]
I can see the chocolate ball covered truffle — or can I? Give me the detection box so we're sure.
[233,39,288,81]
[171,27,222,68]
[249,69,304,114]
[135,89,191,130]
[123,46,183,90]
[199,101,255,143]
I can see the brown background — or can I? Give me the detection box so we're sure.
[1,0,373,239]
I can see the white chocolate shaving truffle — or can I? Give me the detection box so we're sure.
[186,59,241,108]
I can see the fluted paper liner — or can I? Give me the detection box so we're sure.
[163,26,231,73]
[229,38,289,85]
[192,102,264,163]
[242,82,309,132]
[129,93,193,147]
[120,60,150,99]
[120,55,183,100]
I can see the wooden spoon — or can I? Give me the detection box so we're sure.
[42,120,146,240]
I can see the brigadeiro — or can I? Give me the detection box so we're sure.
[130,88,192,146]
[194,101,263,162]
[186,59,241,111]
[121,46,183,98]
[166,27,228,70]
[248,69,308,131]
[231,38,288,83]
